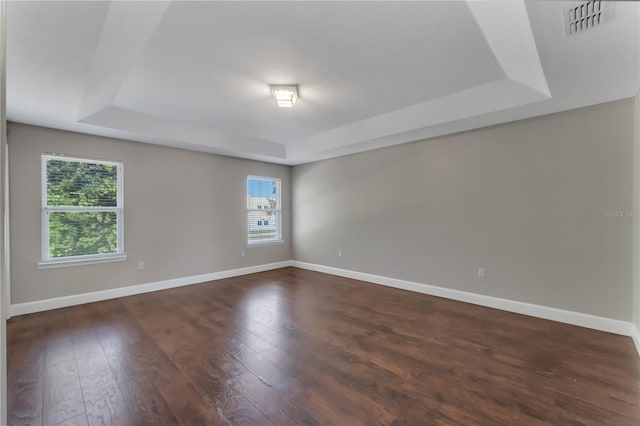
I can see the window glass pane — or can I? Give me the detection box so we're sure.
[247,178,277,209]
[247,176,280,244]
[47,159,118,207]
[248,211,278,242]
[48,211,117,258]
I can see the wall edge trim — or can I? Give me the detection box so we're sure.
[632,325,640,357]
[291,261,635,337]
[10,260,637,352]
[9,260,293,316]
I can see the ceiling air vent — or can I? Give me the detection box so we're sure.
[565,0,605,36]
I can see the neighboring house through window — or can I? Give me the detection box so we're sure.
[247,176,281,244]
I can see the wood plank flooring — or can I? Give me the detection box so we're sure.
[7,267,640,425]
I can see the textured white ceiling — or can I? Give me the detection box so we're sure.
[115,2,503,143]
[6,1,640,165]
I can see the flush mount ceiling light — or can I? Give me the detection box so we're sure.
[271,85,298,108]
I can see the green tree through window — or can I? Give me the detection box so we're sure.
[43,156,123,261]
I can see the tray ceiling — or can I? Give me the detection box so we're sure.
[7,1,639,164]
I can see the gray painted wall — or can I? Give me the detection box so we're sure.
[293,99,635,321]
[635,90,640,331]
[8,123,292,304]
[1,1,7,421]
[7,99,637,322]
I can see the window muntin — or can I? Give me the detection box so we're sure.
[247,176,281,244]
[42,155,124,262]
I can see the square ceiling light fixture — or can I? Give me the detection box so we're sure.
[271,85,298,108]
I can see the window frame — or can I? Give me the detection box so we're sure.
[39,154,126,268]
[247,175,282,246]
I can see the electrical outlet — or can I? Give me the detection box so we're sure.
[477,267,485,278]
[338,249,343,257]
[241,250,246,257]
[138,261,145,270]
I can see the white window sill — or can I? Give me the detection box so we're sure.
[38,254,127,269]
[248,240,284,248]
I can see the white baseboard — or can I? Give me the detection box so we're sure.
[9,259,639,347]
[9,260,293,317]
[632,325,640,357]
[291,261,635,337]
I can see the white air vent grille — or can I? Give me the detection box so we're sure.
[567,1,603,35]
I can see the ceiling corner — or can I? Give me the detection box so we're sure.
[467,0,551,98]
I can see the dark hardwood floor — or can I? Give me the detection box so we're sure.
[7,267,640,425]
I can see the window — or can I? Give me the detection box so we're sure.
[247,176,281,244]
[41,155,124,266]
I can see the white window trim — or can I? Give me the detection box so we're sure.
[37,254,127,269]
[247,175,282,246]
[248,240,284,248]
[40,154,125,266]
